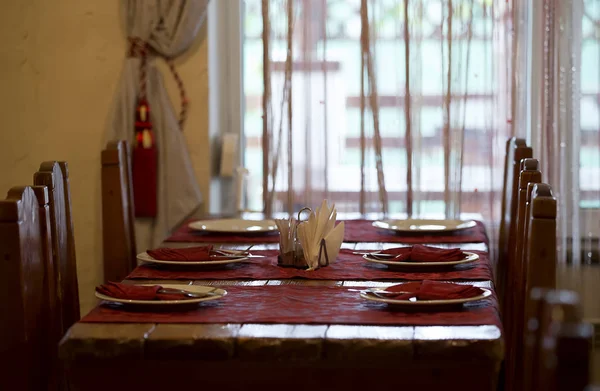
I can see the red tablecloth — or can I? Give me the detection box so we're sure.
[165,219,489,244]
[82,285,500,327]
[127,250,492,281]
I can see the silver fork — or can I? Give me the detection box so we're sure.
[158,287,219,298]
[213,245,255,256]
[353,252,404,260]
[347,288,411,297]
[352,251,398,257]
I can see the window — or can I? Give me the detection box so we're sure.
[242,0,508,215]
[237,0,599,223]
[580,0,600,208]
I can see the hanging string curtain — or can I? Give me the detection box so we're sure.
[107,0,208,247]
[259,0,508,233]
[520,0,595,265]
[359,0,387,216]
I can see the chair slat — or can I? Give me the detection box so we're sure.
[519,184,558,390]
[525,183,557,292]
[505,158,542,389]
[101,140,137,282]
[58,161,80,323]
[498,137,532,304]
[0,186,48,389]
[34,161,80,335]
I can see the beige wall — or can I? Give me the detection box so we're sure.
[0,1,210,314]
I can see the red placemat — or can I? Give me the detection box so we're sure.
[343,220,489,244]
[165,219,488,244]
[82,285,500,327]
[127,250,492,281]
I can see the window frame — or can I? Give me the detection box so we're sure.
[207,0,245,214]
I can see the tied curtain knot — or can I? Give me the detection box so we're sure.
[128,37,158,218]
[127,36,189,129]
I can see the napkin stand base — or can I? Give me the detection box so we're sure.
[277,252,307,269]
[277,239,330,270]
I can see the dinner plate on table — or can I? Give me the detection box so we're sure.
[188,218,278,234]
[362,251,479,268]
[95,284,227,307]
[372,219,477,233]
[359,286,491,308]
[137,251,249,266]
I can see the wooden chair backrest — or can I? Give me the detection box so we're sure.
[0,186,49,389]
[34,161,80,335]
[525,289,591,391]
[504,158,542,388]
[525,183,557,293]
[517,183,558,389]
[513,158,542,292]
[32,185,64,389]
[498,137,532,302]
[101,140,137,282]
[504,158,541,305]
[31,185,60,346]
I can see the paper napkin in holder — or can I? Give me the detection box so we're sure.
[276,200,345,271]
[275,214,306,269]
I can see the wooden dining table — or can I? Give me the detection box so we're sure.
[59,216,503,391]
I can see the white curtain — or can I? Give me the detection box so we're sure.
[107,0,208,247]
[250,0,510,248]
[513,0,600,264]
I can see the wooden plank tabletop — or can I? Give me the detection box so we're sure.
[60,231,502,390]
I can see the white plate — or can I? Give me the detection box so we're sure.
[360,286,492,307]
[95,284,227,306]
[363,251,479,267]
[372,219,477,233]
[188,218,278,233]
[137,251,248,266]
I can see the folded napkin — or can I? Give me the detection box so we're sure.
[147,246,214,261]
[380,244,465,262]
[96,282,185,301]
[381,280,485,300]
[296,200,345,270]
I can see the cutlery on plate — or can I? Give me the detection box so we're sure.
[369,290,413,298]
[352,251,399,257]
[347,288,411,297]
[158,288,220,298]
[214,245,255,256]
[353,252,405,260]
[209,254,265,259]
[370,290,411,297]
[348,288,418,301]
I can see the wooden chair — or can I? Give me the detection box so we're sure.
[523,287,553,391]
[524,289,592,391]
[523,183,557,304]
[551,297,592,391]
[498,138,533,304]
[32,185,62,389]
[504,158,542,388]
[34,161,81,335]
[0,186,53,389]
[1,161,80,389]
[504,183,557,390]
[101,140,137,283]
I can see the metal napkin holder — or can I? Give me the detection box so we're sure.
[277,207,330,269]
